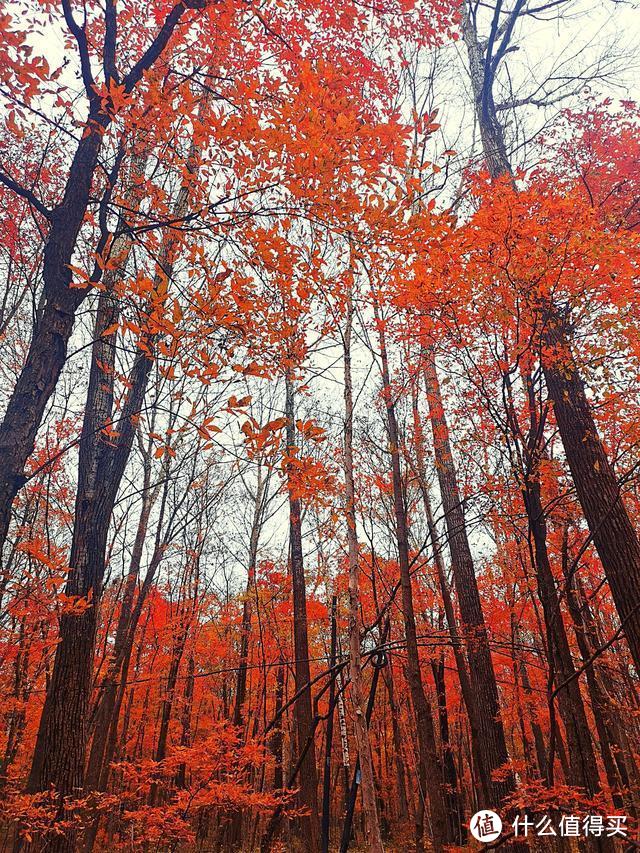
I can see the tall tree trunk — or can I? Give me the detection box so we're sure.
[175,655,195,790]
[502,364,603,799]
[462,0,640,714]
[0,111,109,556]
[409,378,486,802]
[85,452,156,789]
[423,349,516,808]
[321,595,339,853]
[460,2,512,179]
[336,667,351,802]
[0,6,196,554]
[342,298,384,853]
[149,539,200,807]
[28,241,160,808]
[0,619,31,786]
[431,647,466,846]
[271,657,285,792]
[86,526,167,800]
[233,467,267,728]
[374,305,448,853]
[511,615,549,784]
[25,116,205,851]
[381,663,409,822]
[542,316,640,672]
[148,627,189,807]
[285,374,320,849]
[522,477,602,798]
[338,621,390,853]
[561,526,635,812]
[510,620,536,781]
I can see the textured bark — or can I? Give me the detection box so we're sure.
[410,383,486,803]
[381,664,409,822]
[523,478,602,797]
[0,0,197,556]
[562,528,635,813]
[26,116,204,852]
[321,596,339,853]
[285,375,320,849]
[375,308,448,853]
[271,658,285,791]
[0,113,108,557]
[233,468,267,728]
[342,300,384,853]
[423,349,515,808]
[542,317,640,672]
[460,2,512,180]
[431,651,466,846]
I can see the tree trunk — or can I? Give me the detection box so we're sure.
[410,379,486,803]
[285,374,320,849]
[28,276,156,806]
[175,655,195,789]
[460,2,512,179]
[381,663,409,822]
[511,615,549,784]
[148,628,188,806]
[522,477,602,797]
[562,527,635,813]
[342,298,384,853]
[0,8,195,553]
[0,112,109,556]
[542,316,640,673]
[336,667,351,802]
[271,657,285,792]
[85,428,158,792]
[25,119,203,852]
[374,307,448,853]
[233,467,267,728]
[423,349,515,808]
[321,595,339,853]
[431,649,466,846]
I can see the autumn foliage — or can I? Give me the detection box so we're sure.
[0,0,640,850]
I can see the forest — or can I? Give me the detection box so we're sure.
[0,0,639,850]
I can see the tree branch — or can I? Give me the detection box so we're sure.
[61,0,96,99]
[103,0,119,85]
[123,0,208,94]
[0,168,51,219]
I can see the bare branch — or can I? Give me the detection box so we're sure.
[0,168,51,219]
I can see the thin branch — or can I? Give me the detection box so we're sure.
[123,0,208,95]
[0,168,51,219]
[61,0,96,99]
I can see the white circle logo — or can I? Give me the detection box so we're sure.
[470,810,502,843]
